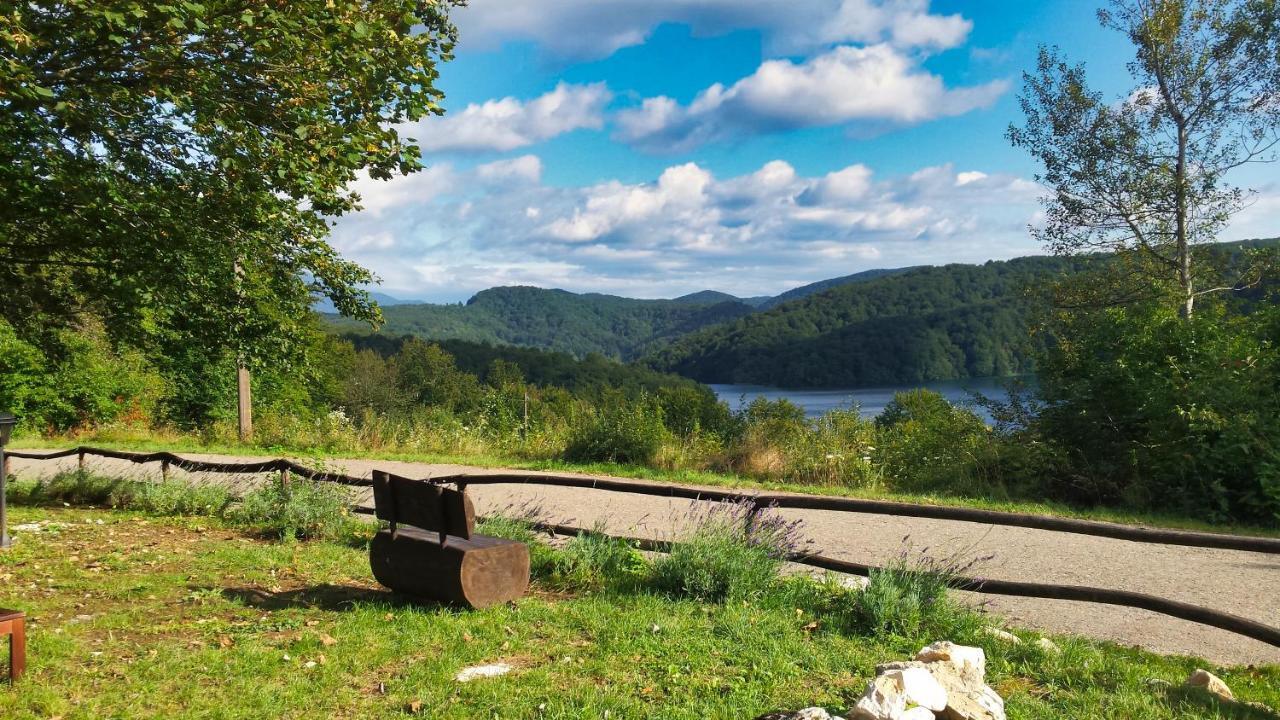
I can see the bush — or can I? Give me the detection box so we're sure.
[875,389,991,494]
[650,500,803,602]
[783,408,881,487]
[545,527,649,592]
[1035,302,1280,523]
[228,477,352,540]
[851,545,988,641]
[564,392,668,464]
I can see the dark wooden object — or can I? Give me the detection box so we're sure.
[369,471,529,609]
[0,608,25,683]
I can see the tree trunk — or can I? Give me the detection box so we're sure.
[1176,125,1193,318]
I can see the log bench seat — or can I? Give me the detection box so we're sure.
[369,470,529,609]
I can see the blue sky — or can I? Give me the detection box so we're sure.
[331,0,1278,302]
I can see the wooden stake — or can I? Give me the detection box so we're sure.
[237,365,252,443]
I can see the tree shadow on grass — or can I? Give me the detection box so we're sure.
[220,584,438,613]
[1161,687,1280,719]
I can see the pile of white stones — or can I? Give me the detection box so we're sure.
[767,641,1006,720]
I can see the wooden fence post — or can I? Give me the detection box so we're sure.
[161,459,170,483]
[279,467,291,496]
[77,450,86,474]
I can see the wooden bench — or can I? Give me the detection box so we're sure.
[369,470,529,609]
[0,608,24,683]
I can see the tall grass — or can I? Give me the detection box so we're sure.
[11,471,355,540]
[650,500,806,602]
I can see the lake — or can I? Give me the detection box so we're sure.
[709,377,1022,422]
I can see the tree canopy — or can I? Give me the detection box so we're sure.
[0,1,461,377]
[1007,0,1280,317]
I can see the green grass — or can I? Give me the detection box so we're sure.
[12,434,1280,538]
[1,506,1277,719]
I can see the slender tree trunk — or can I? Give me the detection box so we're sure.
[1175,125,1193,318]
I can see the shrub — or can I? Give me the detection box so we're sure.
[545,527,649,592]
[564,393,668,464]
[875,389,991,494]
[228,477,352,541]
[1035,302,1280,523]
[851,544,989,641]
[783,407,881,488]
[130,481,233,516]
[650,500,804,602]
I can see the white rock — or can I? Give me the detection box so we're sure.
[980,628,1020,645]
[926,663,1005,720]
[915,642,986,678]
[884,667,948,712]
[1034,638,1060,654]
[901,708,936,720]
[791,709,832,720]
[852,673,907,719]
[454,663,513,682]
[1184,669,1233,701]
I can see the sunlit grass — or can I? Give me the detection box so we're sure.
[0,506,1276,719]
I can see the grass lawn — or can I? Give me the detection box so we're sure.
[12,436,1280,539]
[1,506,1277,719]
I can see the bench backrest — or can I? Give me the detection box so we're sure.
[371,470,475,539]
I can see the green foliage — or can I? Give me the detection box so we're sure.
[543,528,649,593]
[0,320,165,432]
[565,393,669,464]
[1,0,464,425]
[328,285,756,360]
[852,553,986,640]
[12,472,232,517]
[226,478,352,541]
[1034,301,1280,522]
[645,256,1085,387]
[876,389,991,494]
[649,502,801,603]
[1008,0,1280,315]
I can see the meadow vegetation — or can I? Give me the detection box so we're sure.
[1,490,1276,719]
[8,302,1280,529]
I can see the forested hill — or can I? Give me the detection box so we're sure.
[759,267,916,309]
[326,286,756,359]
[640,256,1089,387]
[345,335,712,397]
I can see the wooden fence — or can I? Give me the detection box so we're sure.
[7,446,1280,648]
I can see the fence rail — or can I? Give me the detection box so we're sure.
[8,445,1280,648]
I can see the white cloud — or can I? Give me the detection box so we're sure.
[330,159,1044,301]
[407,83,611,153]
[615,44,1008,152]
[347,165,454,216]
[454,0,972,60]
[476,155,544,184]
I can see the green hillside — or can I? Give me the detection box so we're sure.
[326,286,756,359]
[344,334,713,397]
[759,266,917,309]
[641,256,1089,387]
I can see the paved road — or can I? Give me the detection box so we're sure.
[9,450,1279,667]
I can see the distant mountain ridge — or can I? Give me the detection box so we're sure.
[323,266,910,359]
[326,285,758,360]
[639,256,1088,387]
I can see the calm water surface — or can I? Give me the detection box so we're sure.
[709,377,1022,422]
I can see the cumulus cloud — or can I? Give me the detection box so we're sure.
[407,82,612,153]
[330,158,1044,301]
[615,44,1008,152]
[455,0,972,60]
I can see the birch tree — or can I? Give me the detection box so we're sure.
[1008,0,1280,317]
